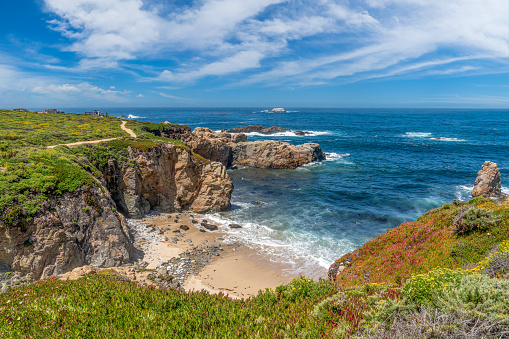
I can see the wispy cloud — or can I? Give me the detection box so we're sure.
[36,0,509,88]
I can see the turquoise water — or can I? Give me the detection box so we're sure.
[63,107,509,277]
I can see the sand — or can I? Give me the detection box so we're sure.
[133,211,296,299]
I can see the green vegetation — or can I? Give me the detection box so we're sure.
[0,110,206,226]
[332,197,509,287]
[0,110,126,151]
[1,111,509,337]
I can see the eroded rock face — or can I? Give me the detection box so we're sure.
[232,141,326,169]
[103,143,233,218]
[471,161,502,197]
[0,187,132,280]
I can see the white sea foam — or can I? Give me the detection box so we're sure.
[404,132,433,138]
[203,212,353,278]
[430,137,467,142]
[403,132,466,142]
[127,114,144,119]
[325,152,350,161]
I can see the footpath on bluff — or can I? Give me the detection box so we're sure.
[47,120,136,148]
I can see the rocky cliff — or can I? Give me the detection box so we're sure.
[102,143,233,217]
[0,143,233,281]
[0,186,132,280]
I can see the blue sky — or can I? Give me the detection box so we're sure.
[0,0,508,108]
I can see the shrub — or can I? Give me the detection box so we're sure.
[402,268,472,305]
[452,207,500,235]
[480,240,509,278]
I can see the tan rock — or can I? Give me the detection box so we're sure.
[471,161,502,197]
[232,140,326,169]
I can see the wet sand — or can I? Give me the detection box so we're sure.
[131,211,296,299]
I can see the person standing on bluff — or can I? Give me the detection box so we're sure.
[471,161,502,197]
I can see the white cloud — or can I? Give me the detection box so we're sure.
[41,0,509,87]
[136,94,144,97]
[31,84,80,94]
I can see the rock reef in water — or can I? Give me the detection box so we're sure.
[471,161,502,198]
[151,125,325,169]
[232,141,325,169]
[222,125,291,135]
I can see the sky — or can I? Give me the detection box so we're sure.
[0,0,508,108]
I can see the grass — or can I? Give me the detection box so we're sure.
[0,110,126,151]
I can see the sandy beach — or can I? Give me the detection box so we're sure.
[126,211,297,299]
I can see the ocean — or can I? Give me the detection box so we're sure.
[62,107,509,278]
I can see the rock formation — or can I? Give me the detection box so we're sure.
[102,143,233,218]
[471,161,502,197]
[232,141,325,169]
[0,186,132,280]
[222,125,291,135]
[147,125,325,169]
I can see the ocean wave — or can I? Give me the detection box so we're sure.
[325,152,351,161]
[202,213,351,277]
[403,132,433,138]
[403,132,466,142]
[430,137,467,142]
[127,114,144,119]
[231,131,330,137]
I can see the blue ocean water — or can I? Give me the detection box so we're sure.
[64,107,509,277]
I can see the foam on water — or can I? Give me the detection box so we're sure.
[127,114,144,119]
[403,132,466,142]
[204,212,351,278]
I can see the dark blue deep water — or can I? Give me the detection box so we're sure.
[63,107,509,277]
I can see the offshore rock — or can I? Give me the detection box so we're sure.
[0,187,132,280]
[102,143,233,218]
[222,125,291,135]
[232,141,326,169]
[471,161,502,197]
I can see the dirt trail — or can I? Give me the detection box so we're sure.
[48,120,136,149]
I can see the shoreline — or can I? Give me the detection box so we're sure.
[127,211,299,299]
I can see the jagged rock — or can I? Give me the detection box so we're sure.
[232,141,326,169]
[102,143,233,217]
[471,161,502,197]
[146,125,325,169]
[229,224,242,229]
[0,187,132,280]
[222,125,291,135]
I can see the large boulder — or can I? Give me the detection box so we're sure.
[471,161,502,197]
[232,141,326,169]
[102,143,233,218]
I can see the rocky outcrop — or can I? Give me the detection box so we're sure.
[146,125,326,169]
[0,186,132,280]
[222,125,291,135]
[471,161,502,197]
[102,143,233,218]
[232,141,326,169]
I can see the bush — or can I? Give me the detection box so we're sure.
[480,240,509,278]
[452,207,500,235]
[402,268,471,305]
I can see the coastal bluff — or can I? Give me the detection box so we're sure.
[0,143,232,281]
[148,125,326,169]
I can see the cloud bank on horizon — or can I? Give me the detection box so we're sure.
[0,0,508,107]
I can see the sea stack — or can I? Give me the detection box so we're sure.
[471,161,502,197]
